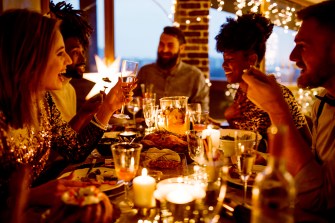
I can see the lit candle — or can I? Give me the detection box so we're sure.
[166,189,194,204]
[119,131,136,142]
[133,168,156,208]
[119,131,136,137]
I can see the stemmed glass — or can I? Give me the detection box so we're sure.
[126,96,141,125]
[186,130,207,167]
[234,131,257,205]
[143,105,158,134]
[111,142,142,210]
[113,60,139,119]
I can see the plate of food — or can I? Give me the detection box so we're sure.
[140,147,188,180]
[227,165,265,188]
[58,167,124,195]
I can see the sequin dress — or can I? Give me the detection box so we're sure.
[0,92,104,207]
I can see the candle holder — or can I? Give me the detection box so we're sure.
[135,207,158,220]
[118,131,137,142]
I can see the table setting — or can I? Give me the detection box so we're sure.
[50,93,330,223]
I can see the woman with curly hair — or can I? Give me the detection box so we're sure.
[215,13,311,150]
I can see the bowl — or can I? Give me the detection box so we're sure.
[219,129,262,157]
[96,132,120,156]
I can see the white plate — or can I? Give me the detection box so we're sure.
[58,167,124,194]
[227,165,265,188]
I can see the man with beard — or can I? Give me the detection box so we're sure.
[135,26,209,111]
[49,1,100,131]
[241,1,335,219]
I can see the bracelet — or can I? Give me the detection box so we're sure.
[91,114,108,130]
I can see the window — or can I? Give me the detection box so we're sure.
[114,0,173,68]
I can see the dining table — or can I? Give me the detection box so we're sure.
[54,131,329,223]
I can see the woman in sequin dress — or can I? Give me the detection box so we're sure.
[0,9,131,219]
[215,13,312,150]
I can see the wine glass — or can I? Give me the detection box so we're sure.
[143,103,158,133]
[126,96,141,125]
[186,130,206,167]
[111,142,142,210]
[113,60,139,119]
[234,131,257,205]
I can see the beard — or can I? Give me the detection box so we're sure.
[297,58,333,89]
[157,51,179,70]
[63,64,85,79]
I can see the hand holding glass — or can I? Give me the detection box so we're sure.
[113,60,138,119]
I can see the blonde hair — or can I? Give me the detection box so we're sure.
[0,9,60,128]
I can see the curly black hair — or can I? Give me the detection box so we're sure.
[49,1,93,50]
[215,13,274,63]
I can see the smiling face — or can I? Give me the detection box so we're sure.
[290,18,335,89]
[222,50,256,83]
[157,33,184,69]
[41,30,72,91]
[64,37,86,78]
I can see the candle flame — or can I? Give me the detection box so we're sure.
[142,168,148,176]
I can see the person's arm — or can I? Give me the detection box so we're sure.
[241,67,315,175]
[69,93,104,132]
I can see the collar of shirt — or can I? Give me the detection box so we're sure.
[156,61,183,77]
[315,94,335,106]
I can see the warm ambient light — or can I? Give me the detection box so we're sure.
[83,55,120,100]
[133,168,156,208]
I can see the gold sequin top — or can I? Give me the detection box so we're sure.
[0,92,104,206]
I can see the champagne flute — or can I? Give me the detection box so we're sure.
[126,96,141,125]
[143,103,158,133]
[234,131,257,205]
[111,142,142,210]
[113,60,139,119]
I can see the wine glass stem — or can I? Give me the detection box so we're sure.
[124,181,130,202]
[133,114,136,125]
[243,180,247,205]
[120,104,125,114]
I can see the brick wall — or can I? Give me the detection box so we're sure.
[174,0,210,79]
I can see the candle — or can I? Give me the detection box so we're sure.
[166,189,194,204]
[155,183,205,202]
[133,168,156,208]
[202,127,220,149]
[119,131,136,142]
[119,131,136,137]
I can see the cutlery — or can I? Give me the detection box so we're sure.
[85,158,97,178]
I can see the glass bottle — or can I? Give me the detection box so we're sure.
[251,125,296,223]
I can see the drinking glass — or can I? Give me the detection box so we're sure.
[126,96,141,125]
[186,130,207,167]
[111,142,142,210]
[113,60,139,119]
[234,131,257,205]
[160,96,189,135]
[143,104,158,133]
[192,111,209,131]
[140,83,156,102]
